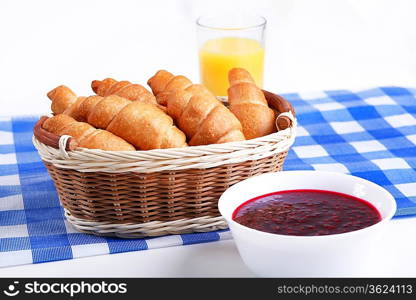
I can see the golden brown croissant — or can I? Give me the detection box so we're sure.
[47,85,78,115]
[42,114,135,151]
[147,70,193,106]
[228,68,276,139]
[91,78,157,105]
[47,86,187,150]
[148,70,245,146]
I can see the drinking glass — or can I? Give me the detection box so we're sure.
[197,13,266,96]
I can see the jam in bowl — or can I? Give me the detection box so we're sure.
[218,171,397,277]
[232,189,382,236]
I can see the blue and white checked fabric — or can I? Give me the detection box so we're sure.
[1,86,415,268]
[284,87,416,216]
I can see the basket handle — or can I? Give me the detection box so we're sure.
[33,116,78,150]
[263,90,296,131]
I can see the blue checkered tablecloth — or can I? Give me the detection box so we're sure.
[1,86,415,268]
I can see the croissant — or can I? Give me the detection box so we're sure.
[91,78,157,105]
[228,68,276,139]
[47,86,187,150]
[148,70,245,146]
[47,85,78,114]
[147,70,193,106]
[42,114,135,151]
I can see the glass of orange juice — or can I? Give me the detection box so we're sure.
[197,13,266,96]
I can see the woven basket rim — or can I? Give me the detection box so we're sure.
[33,113,296,173]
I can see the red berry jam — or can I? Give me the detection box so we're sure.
[232,189,382,236]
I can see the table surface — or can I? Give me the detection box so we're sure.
[1,217,415,277]
[1,0,416,277]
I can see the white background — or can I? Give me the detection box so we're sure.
[1,0,415,116]
[1,0,416,277]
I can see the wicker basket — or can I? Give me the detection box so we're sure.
[32,91,296,238]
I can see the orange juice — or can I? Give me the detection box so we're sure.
[199,37,264,96]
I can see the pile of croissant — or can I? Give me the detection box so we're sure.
[42,68,279,151]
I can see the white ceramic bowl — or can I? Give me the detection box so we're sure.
[218,171,396,277]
